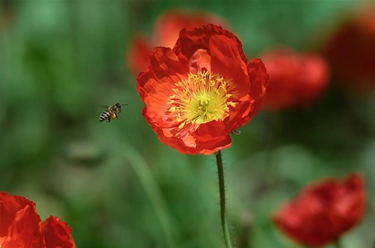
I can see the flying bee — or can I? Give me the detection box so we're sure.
[99,103,127,123]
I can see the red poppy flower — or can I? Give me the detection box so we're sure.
[137,24,268,155]
[261,49,330,111]
[0,192,76,248]
[127,9,227,74]
[324,4,375,92]
[273,174,366,247]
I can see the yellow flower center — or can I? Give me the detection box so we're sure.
[167,70,238,133]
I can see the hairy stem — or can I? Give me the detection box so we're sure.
[216,150,233,248]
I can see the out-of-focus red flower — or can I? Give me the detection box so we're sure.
[261,49,330,111]
[127,9,227,75]
[128,35,152,77]
[273,174,366,247]
[137,24,268,155]
[324,4,375,92]
[0,192,76,248]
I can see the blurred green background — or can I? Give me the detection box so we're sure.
[0,0,374,247]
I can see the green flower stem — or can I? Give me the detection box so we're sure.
[122,144,177,248]
[216,150,233,248]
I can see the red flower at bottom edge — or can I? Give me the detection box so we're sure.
[273,174,366,247]
[137,24,268,155]
[0,192,76,248]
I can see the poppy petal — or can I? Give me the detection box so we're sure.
[1,202,45,248]
[210,35,250,97]
[42,216,76,248]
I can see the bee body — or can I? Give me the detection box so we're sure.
[99,103,127,123]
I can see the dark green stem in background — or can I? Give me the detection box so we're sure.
[216,150,233,248]
[122,144,176,248]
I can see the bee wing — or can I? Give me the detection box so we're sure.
[99,105,109,109]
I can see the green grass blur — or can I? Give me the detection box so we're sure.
[0,1,374,248]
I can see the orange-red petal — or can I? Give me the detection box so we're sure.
[0,192,45,248]
[137,47,189,128]
[209,34,250,98]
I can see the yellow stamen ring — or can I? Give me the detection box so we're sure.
[167,70,238,136]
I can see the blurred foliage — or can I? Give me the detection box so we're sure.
[0,0,374,248]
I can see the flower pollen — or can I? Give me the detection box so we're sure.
[167,70,238,135]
